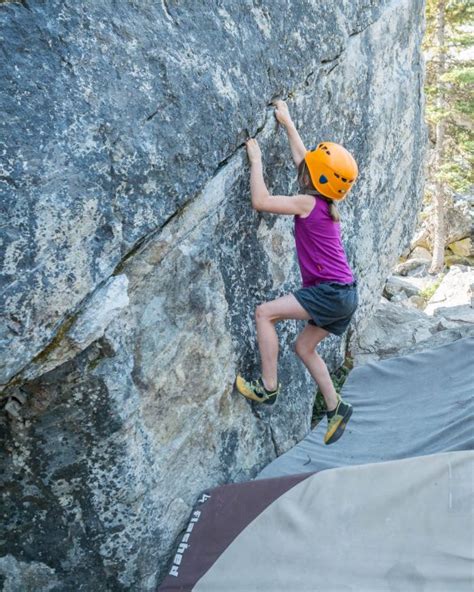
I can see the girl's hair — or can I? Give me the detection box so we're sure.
[297,159,341,222]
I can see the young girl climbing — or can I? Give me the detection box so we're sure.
[235,99,359,445]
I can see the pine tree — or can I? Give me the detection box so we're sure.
[423,0,473,272]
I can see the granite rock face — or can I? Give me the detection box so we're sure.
[0,1,426,590]
[425,265,474,321]
[352,294,474,365]
[354,265,474,365]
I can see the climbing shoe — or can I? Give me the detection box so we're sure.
[324,398,353,445]
[235,374,280,405]
[313,391,341,427]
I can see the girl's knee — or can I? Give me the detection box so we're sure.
[295,338,316,359]
[255,303,272,322]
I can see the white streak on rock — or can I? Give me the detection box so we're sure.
[68,274,130,348]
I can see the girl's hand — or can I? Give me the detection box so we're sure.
[245,138,262,164]
[273,99,292,127]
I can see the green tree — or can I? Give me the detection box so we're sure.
[423,0,473,272]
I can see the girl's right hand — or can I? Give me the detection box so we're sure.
[245,138,262,164]
[273,99,292,127]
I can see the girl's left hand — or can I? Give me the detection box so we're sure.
[245,138,261,164]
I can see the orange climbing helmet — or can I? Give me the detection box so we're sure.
[304,142,358,201]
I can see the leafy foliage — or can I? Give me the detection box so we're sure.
[424,0,473,194]
[419,274,445,301]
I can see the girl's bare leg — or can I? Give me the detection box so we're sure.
[255,294,311,391]
[295,324,339,411]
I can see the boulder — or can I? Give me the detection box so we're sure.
[447,237,473,257]
[445,255,474,267]
[383,275,423,299]
[410,225,430,251]
[391,292,408,302]
[393,258,431,277]
[394,325,474,356]
[399,294,426,310]
[0,1,427,589]
[355,266,474,364]
[410,246,432,260]
[443,198,473,245]
[352,298,438,364]
[352,297,474,365]
[425,265,474,317]
[433,305,474,324]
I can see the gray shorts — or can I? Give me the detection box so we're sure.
[293,280,359,336]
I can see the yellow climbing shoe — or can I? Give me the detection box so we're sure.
[235,374,280,405]
[324,398,353,445]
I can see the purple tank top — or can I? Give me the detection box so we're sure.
[294,195,355,287]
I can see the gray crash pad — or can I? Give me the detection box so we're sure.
[258,336,474,479]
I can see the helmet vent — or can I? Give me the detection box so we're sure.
[326,151,331,155]
[334,173,340,178]
[342,177,347,182]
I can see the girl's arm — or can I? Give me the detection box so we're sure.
[246,139,314,216]
[273,100,307,168]
[249,157,268,210]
